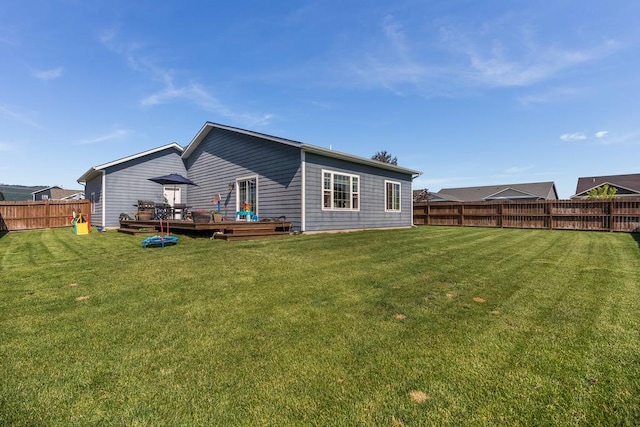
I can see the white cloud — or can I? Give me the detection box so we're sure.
[99,29,274,127]
[31,67,63,80]
[0,104,42,128]
[0,142,14,152]
[345,15,619,96]
[504,165,533,174]
[77,128,131,145]
[517,87,584,106]
[560,132,587,141]
[595,131,609,139]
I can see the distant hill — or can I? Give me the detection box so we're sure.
[0,184,48,201]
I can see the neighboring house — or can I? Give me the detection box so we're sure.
[78,122,422,231]
[433,182,558,202]
[77,143,186,228]
[571,173,640,199]
[413,189,461,202]
[31,186,85,201]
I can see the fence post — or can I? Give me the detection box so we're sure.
[609,199,614,232]
[45,201,50,228]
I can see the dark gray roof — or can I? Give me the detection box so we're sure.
[573,173,640,197]
[436,181,558,202]
[31,186,84,200]
[183,122,422,177]
[413,189,461,202]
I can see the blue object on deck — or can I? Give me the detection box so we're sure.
[142,235,179,249]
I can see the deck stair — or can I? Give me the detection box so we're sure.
[213,222,291,241]
[117,223,157,235]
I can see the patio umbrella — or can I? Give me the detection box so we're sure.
[148,173,198,218]
[149,173,198,187]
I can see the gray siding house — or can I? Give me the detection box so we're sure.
[78,122,422,232]
[77,143,185,227]
[571,173,640,198]
[182,123,422,232]
[31,186,84,201]
[433,182,558,202]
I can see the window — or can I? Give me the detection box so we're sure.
[385,180,401,212]
[236,177,257,213]
[323,170,359,211]
[90,193,96,214]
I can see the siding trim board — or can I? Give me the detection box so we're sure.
[301,150,306,232]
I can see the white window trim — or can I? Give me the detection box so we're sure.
[90,192,96,214]
[384,180,402,212]
[321,169,360,211]
[235,175,259,214]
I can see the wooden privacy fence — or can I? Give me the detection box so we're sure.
[0,200,91,232]
[413,199,640,233]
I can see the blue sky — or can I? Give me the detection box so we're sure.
[1,1,639,198]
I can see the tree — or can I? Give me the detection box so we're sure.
[371,150,398,165]
[587,184,618,200]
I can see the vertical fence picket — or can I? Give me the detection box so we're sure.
[414,198,640,233]
[0,200,90,231]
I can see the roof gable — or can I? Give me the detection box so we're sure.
[574,173,640,197]
[484,187,539,200]
[438,182,557,202]
[32,186,62,195]
[77,143,183,183]
[182,122,422,177]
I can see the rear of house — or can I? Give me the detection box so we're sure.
[182,123,421,233]
[303,150,415,232]
[183,124,304,229]
[78,122,422,232]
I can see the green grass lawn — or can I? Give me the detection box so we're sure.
[1,226,639,425]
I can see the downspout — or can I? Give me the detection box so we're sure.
[411,173,421,226]
[300,150,306,232]
[101,170,106,228]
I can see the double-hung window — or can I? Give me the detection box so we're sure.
[323,170,359,210]
[385,180,401,212]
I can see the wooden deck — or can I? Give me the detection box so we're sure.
[118,218,293,241]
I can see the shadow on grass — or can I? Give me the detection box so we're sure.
[632,232,640,250]
[0,231,7,240]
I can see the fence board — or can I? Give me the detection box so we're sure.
[414,199,640,233]
[0,200,91,231]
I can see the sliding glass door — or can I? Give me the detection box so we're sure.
[236,177,257,213]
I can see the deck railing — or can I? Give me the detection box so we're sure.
[413,199,640,233]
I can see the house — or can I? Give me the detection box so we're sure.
[31,186,85,201]
[413,189,461,202]
[571,173,640,199]
[430,182,558,202]
[77,143,186,228]
[78,122,422,232]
